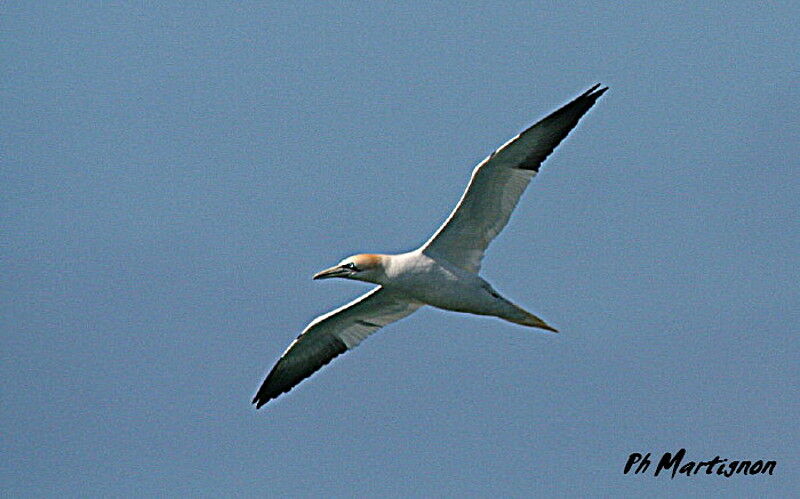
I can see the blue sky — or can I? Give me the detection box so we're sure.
[3,2,798,496]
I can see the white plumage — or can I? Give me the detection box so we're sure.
[253,84,608,408]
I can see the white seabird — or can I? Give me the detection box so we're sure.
[253,84,608,408]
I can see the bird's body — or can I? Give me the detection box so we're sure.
[389,250,500,315]
[253,84,608,408]
[354,250,538,325]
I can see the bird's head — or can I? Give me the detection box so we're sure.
[313,253,387,284]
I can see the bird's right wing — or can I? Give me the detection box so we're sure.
[421,84,607,273]
[252,286,422,408]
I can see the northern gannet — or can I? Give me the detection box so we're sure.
[253,84,608,408]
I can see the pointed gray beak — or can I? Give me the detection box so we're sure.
[313,265,351,280]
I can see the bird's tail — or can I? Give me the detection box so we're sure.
[505,307,559,333]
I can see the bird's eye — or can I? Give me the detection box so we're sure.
[342,262,358,271]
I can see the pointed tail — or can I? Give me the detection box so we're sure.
[506,309,559,333]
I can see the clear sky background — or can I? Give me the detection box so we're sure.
[3,2,799,496]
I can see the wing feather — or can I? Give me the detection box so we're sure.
[252,287,422,408]
[421,85,607,272]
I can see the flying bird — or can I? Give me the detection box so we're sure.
[253,84,608,408]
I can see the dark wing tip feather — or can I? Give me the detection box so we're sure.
[515,83,608,172]
[583,83,608,97]
[252,335,348,409]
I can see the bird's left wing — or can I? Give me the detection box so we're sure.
[253,286,422,408]
[421,84,607,273]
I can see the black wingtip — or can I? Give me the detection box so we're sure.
[252,388,281,409]
[509,83,609,172]
[252,334,349,411]
[252,386,277,409]
[584,83,609,99]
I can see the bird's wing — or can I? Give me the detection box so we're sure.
[421,84,607,273]
[253,286,422,408]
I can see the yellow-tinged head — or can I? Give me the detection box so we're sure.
[312,253,387,283]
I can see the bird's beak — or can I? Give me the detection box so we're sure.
[313,266,350,280]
